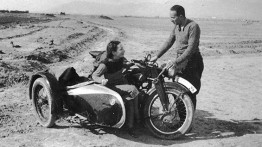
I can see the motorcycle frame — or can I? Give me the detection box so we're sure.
[150,67,170,111]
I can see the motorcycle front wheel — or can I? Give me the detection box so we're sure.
[31,78,56,127]
[144,87,194,139]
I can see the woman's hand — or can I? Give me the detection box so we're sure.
[125,61,135,68]
[101,79,108,85]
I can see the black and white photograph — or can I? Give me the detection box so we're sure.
[0,0,261,146]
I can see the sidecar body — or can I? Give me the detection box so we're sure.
[29,71,126,128]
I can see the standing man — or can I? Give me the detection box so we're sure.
[151,5,204,109]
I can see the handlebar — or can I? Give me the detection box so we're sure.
[126,54,172,79]
[131,58,167,78]
[131,59,157,67]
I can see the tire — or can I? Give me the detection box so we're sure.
[144,87,194,139]
[31,78,56,127]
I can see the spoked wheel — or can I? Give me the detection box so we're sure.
[32,78,56,127]
[144,88,194,139]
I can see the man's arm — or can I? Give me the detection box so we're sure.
[176,24,200,64]
[156,26,177,58]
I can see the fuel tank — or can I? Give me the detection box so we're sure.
[65,82,126,128]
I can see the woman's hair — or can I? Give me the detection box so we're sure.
[96,40,121,65]
[106,40,121,59]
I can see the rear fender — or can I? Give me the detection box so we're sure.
[29,70,62,114]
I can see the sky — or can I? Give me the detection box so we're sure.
[0,0,167,11]
[0,0,261,20]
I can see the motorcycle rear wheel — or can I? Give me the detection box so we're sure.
[144,88,194,139]
[31,78,56,127]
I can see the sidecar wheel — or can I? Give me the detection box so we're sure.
[144,88,194,139]
[32,78,56,127]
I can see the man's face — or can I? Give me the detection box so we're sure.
[170,10,180,25]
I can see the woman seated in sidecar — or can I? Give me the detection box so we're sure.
[92,40,140,137]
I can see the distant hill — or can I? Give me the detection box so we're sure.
[47,1,168,17]
[47,0,262,20]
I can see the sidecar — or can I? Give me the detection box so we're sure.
[28,70,126,128]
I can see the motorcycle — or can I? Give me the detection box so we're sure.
[28,53,197,139]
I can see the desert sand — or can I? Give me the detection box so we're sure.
[0,13,262,147]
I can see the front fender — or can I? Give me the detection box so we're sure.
[147,82,190,96]
[29,70,62,114]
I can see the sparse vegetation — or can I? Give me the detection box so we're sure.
[99,15,113,20]
[45,13,55,17]
[0,10,29,13]
[0,13,56,25]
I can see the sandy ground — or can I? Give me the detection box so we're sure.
[0,13,262,147]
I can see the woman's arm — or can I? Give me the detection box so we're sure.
[92,63,107,83]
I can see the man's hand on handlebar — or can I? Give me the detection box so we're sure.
[165,60,177,69]
[165,60,178,77]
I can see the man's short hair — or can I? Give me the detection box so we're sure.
[170,5,185,17]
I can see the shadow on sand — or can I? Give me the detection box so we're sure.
[54,109,262,146]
